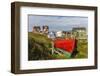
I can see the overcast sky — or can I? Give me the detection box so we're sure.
[28,15,88,32]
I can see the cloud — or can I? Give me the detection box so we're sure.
[28,15,88,32]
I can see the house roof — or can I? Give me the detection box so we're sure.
[72,27,86,30]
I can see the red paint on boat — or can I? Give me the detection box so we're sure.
[54,39,75,53]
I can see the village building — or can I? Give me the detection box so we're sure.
[32,26,41,33]
[62,31,66,38]
[43,25,49,34]
[58,31,73,39]
[54,31,73,39]
[72,27,87,39]
[56,31,63,38]
[32,25,49,34]
[48,31,56,39]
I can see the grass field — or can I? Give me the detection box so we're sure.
[28,32,88,60]
[28,32,52,60]
[76,39,88,58]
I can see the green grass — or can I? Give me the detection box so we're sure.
[28,32,88,60]
[28,32,52,44]
[28,32,52,60]
[76,39,88,58]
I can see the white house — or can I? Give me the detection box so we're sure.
[56,31,63,37]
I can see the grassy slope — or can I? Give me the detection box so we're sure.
[76,40,88,58]
[28,32,88,60]
[28,32,52,60]
[28,32,52,44]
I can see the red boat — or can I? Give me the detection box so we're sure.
[54,39,76,53]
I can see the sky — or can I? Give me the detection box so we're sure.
[28,15,88,32]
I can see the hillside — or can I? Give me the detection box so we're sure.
[28,32,88,60]
[28,32,52,60]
